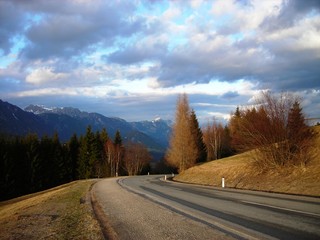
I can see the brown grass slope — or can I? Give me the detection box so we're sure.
[0,180,103,240]
[175,126,320,197]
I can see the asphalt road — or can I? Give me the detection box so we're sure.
[93,175,320,240]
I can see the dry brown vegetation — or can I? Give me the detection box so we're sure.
[229,92,315,169]
[0,180,103,240]
[124,142,151,176]
[167,94,198,172]
[175,126,320,197]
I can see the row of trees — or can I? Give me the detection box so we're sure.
[0,133,70,200]
[166,92,315,172]
[0,127,151,200]
[166,94,206,172]
[203,123,232,161]
[228,92,315,169]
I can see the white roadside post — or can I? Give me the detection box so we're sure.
[165,175,167,181]
[222,177,225,188]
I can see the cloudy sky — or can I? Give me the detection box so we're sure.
[1,0,319,124]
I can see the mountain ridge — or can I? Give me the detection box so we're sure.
[1,100,172,160]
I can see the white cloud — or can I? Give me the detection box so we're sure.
[163,4,181,20]
[13,87,78,97]
[262,16,320,52]
[207,111,231,120]
[26,67,68,84]
[190,0,204,9]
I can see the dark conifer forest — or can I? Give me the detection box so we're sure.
[0,126,150,201]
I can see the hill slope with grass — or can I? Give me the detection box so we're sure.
[0,180,103,240]
[175,126,320,197]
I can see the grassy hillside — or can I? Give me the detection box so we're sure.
[0,180,103,240]
[175,126,320,197]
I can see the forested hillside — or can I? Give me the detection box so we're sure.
[0,126,152,201]
[0,100,173,200]
[0,100,171,159]
[169,92,316,170]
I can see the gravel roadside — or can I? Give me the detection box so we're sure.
[92,177,234,240]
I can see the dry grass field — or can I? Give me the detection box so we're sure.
[0,180,103,240]
[175,126,320,197]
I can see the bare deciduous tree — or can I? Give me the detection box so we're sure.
[203,121,224,160]
[114,130,123,177]
[203,121,232,161]
[234,91,315,169]
[123,142,151,176]
[105,139,115,176]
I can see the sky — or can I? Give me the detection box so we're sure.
[1,0,320,125]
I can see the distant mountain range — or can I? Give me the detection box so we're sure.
[0,100,172,160]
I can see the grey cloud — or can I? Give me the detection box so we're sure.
[154,37,320,91]
[105,17,168,65]
[254,36,320,91]
[0,78,21,95]
[106,41,167,65]
[149,11,320,91]
[109,18,319,91]
[221,91,240,99]
[154,41,259,87]
[18,1,144,60]
[0,1,25,54]
[261,0,320,31]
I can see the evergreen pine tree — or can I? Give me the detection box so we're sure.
[288,101,308,142]
[25,134,41,191]
[92,131,103,178]
[221,126,233,158]
[39,135,54,189]
[68,133,80,180]
[100,128,109,143]
[190,109,207,163]
[114,130,122,145]
[229,106,243,152]
[52,132,64,185]
[78,126,94,179]
[10,137,30,197]
[287,101,314,164]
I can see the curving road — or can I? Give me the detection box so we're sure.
[93,175,320,240]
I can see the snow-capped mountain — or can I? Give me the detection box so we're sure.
[1,101,172,160]
[0,100,52,137]
[24,105,172,146]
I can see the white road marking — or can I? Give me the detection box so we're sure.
[241,200,320,217]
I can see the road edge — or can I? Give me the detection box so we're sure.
[90,181,119,240]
